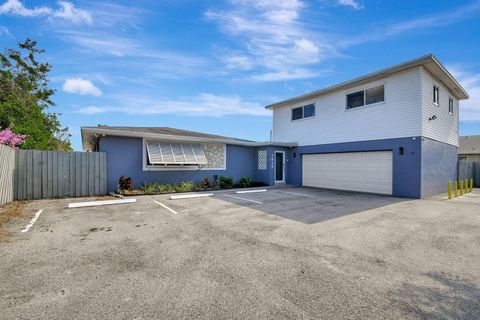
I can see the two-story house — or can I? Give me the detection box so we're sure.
[81,54,468,198]
[266,54,468,198]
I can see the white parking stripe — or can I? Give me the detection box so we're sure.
[21,210,43,233]
[153,200,179,215]
[277,191,315,197]
[224,194,263,204]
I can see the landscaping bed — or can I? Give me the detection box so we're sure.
[118,176,267,196]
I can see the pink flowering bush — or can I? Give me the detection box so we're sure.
[0,128,27,149]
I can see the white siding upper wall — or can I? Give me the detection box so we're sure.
[420,67,459,147]
[272,68,422,146]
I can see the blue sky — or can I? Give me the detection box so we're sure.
[1,0,480,150]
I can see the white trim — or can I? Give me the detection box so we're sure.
[266,54,468,110]
[448,96,454,115]
[274,151,286,183]
[291,103,316,122]
[82,127,297,147]
[433,83,440,106]
[345,83,386,111]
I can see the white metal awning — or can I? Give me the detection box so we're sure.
[146,141,208,165]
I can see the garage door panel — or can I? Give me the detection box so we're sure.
[302,151,393,195]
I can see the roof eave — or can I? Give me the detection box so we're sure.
[265,54,469,110]
[80,127,293,149]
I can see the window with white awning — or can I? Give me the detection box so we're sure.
[145,141,208,166]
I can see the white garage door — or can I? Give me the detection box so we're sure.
[302,151,393,195]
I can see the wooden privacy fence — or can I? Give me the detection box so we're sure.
[14,150,107,200]
[0,144,16,206]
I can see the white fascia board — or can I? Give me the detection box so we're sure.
[265,54,468,110]
[81,127,298,148]
[82,128,258,146]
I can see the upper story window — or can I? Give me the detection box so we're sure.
[433,84,439,105]
[449,97,454,115]
[346,85,385,109]
[292,104,315,121]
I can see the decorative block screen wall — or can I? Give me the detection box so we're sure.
[258,150,267,170]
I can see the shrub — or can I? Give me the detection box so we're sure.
[157,183,175,193]
[174,181,197,193]
[201,177,210,188]
[219,176,234,189]
[143,185,155,195]
[0,128,26,149]
[239,177,253,188]
[141,182,175,194]
[118,176,133,191]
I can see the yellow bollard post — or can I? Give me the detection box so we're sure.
[448,181,452,199]
[470,179,474,192]
[454,181,458,197]
[460,180,464,195]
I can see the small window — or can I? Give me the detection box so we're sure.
[303,104,315,118]
[449,98,454,115]
[365,85,385,105]
[292,107,303,120]
[346,90,364,109]
[433,85,439,105]
[292,104,315,121]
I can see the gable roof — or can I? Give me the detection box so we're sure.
[265,54,469,110]
[459,135,480,155]
[81,125,296,151]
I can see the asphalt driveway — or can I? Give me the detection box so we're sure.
[1,187,479,319]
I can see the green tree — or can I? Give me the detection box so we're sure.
[0,38,71,151]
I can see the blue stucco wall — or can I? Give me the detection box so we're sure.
[98,135,456,198]
[287,137,423,198]
[253,147,293,186]
[421,137,458,198]
[99,136,261,192]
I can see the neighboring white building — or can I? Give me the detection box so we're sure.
[265,54,468,198]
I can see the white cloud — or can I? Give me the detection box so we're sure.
[337,0,362,10]
[206,0,332,81]
[224,55,254,70]
[56,31,209,78]
[0,0,51,16]
[52,1,92,25]
[251,69,318,81]
[0,0,92,24]
[448,67,480,121]
[0,26,11,36]
[77,106,106,114]
[76,94,270,117]
[341,1,480,47]
[63,78,102,96]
